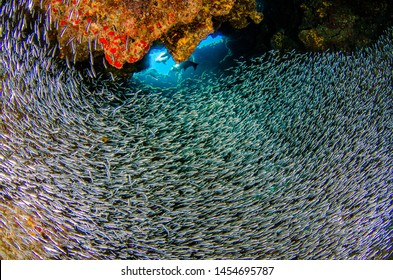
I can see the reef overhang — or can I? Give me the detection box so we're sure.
[37,0,263,69]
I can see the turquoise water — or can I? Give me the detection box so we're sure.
[147,49,177,76]
[146,34,225,76]
[134,34,227,87]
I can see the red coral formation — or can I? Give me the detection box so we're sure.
[36,0,262,69]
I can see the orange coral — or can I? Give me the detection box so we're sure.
[163,0,237,63]
[163,0,262,62]
[36,0,262,69]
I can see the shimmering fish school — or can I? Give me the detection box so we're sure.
[0,0,392,259]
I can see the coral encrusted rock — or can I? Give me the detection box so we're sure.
[36,0,262,68]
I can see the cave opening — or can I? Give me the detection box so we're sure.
[133,33,229,87]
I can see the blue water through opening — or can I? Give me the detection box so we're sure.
[133,34,228,87]
[148,49,176,76]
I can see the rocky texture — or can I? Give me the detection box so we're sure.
[36,0,262,68]
[289,0,393,51]
[224,0,393,55]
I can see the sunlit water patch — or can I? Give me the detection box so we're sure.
[133,34,229,87]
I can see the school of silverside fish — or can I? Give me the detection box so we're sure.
[0,1,392,259]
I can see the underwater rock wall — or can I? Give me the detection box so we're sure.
[297,0,393,51]
[32,0,262,69]
[1,1,392,259]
